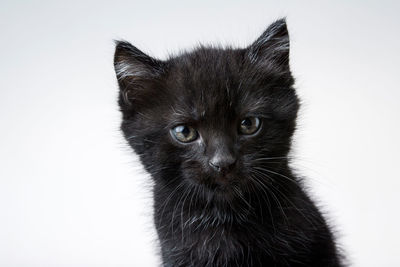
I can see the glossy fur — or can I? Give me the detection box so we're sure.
[114,19,343,266]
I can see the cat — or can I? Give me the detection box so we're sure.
[113,18,343,267]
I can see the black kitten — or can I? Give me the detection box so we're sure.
[114,19,342,267]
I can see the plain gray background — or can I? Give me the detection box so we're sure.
[1,1,399,266]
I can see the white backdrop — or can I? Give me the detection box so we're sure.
[1,1,399,266]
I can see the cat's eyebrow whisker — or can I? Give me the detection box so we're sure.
[136,111,153,121]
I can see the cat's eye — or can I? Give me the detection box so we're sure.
[239,117,261,135]
[171,125,198,143]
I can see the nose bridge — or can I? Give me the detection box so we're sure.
[207,132,233,155]
[207,132,236,171]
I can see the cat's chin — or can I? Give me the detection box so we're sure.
[200,175,243,201]
[213,185,237,198]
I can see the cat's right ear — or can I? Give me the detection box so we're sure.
[246,18,290,72]
[114,41,165,107]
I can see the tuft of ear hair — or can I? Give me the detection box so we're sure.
[247,18,290,69]
[113,41,165,105]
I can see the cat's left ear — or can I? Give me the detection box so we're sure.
[247,18,290,70]
[114,41,165,106]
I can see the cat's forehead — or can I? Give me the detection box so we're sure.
[173,47,243,80]
[164,48,267,123]
[170,49,266,105]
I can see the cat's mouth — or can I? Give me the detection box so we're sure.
[183,160,239,187]
[214,172,234,186]
[201,172,241,193]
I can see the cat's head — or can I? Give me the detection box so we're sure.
[114,19,299,196]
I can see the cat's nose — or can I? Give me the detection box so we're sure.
[208,153,236,173]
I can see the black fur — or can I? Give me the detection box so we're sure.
[114,19,343,266]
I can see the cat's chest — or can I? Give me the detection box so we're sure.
[161,223,293,267]
[162,224,250,265]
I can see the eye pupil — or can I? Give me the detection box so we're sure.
[242,118,252,128]
[181,126,190,136]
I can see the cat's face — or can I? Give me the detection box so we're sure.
[114,19,298,197]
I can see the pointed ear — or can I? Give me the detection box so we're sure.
[247,18,290,70]
[114,41,165,106]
